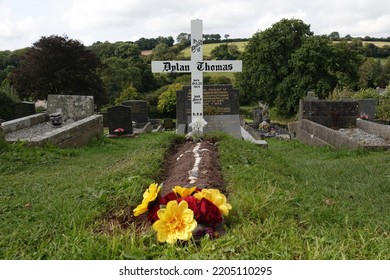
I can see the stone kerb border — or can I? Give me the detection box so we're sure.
[297,119,390,150]
[297,119,359,149]
[5,115,103,148]
[1,113,48,134]
[357,119,390,142]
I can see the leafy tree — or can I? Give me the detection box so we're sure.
[358,58,387,88]
[100,57,143,104]
[157,83,182,117]
[0,90,15,121]
[210,44,241,60]
[329,31,340,41]
[114,85,139,105]
[237,18,363,116]
[152,43,176,60]
[237,18,313,112]
[10,35,107,105]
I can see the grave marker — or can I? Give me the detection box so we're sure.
[152,19,242,133]
[107,105,133,135]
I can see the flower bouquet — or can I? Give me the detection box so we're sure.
[114,127,125,136]
[133,183,232,244]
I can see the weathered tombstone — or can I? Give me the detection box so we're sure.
[163,118,175,130]
[121,100,149,126]
[252,108,262,128]
[107,105,133,135]
[47,95,94,121]
[176,84,241,138]
[299,99,359,129]
[357,99,376,120]
[12,102,36,120]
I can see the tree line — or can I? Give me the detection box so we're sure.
[1,18,390,121]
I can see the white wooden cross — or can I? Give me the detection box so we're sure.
[152,19,242,132]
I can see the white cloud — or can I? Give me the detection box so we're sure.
[1,0,389,50]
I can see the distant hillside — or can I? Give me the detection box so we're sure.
[179,41,248,59]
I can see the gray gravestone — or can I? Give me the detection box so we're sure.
[121,100,149,126]
[107,105,133,135]
[176,84,241,138]
[357,99,376,120]
[47,95,94,121]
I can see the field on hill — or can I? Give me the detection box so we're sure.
[179,41,248,59]
[1,133,390,259]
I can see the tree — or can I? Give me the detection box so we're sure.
[329,31,340,41]
[10,35,107,105]
[157,83,182,117]
[237,18,363,116]
[152,43,176,60]
[358,58,387,88]
[237,18,313,111]
[210,44,241,60]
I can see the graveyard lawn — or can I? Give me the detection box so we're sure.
[1,133,390,259]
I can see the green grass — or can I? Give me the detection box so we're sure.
[1,133,390,259]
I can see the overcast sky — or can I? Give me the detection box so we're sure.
[1,0,389,51]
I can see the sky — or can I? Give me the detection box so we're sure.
[1,0,389,51]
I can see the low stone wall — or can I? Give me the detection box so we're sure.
[297,119,390,150]
[1,113,48,134]
[357,119,390,142]
[6,115,103,148]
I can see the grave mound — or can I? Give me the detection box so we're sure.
[96,137,227,234]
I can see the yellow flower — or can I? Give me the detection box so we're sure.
[133,183,161,216]
[172,186,197,198]
[152,200,197,244]
[194,189,232,216]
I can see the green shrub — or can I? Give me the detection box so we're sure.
[0,91,15,121]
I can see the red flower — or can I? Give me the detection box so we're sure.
[159,192,177,205]
[197,198,223,225]
[179,196,222,225]
[147,204,160,224]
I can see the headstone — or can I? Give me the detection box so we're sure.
[47,95,94,121]
[252,108,262,128]
[163,118,175,130]
[121,100,149,126]
[12,102,36,120]
[357,99,376,120]
[176,84,241,138]
[299,100,359,129]
[107,105,133,135]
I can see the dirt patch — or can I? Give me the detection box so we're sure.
[159,139,226,196]
[96,138,226,233]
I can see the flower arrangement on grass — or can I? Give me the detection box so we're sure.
[133,183,232,244]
